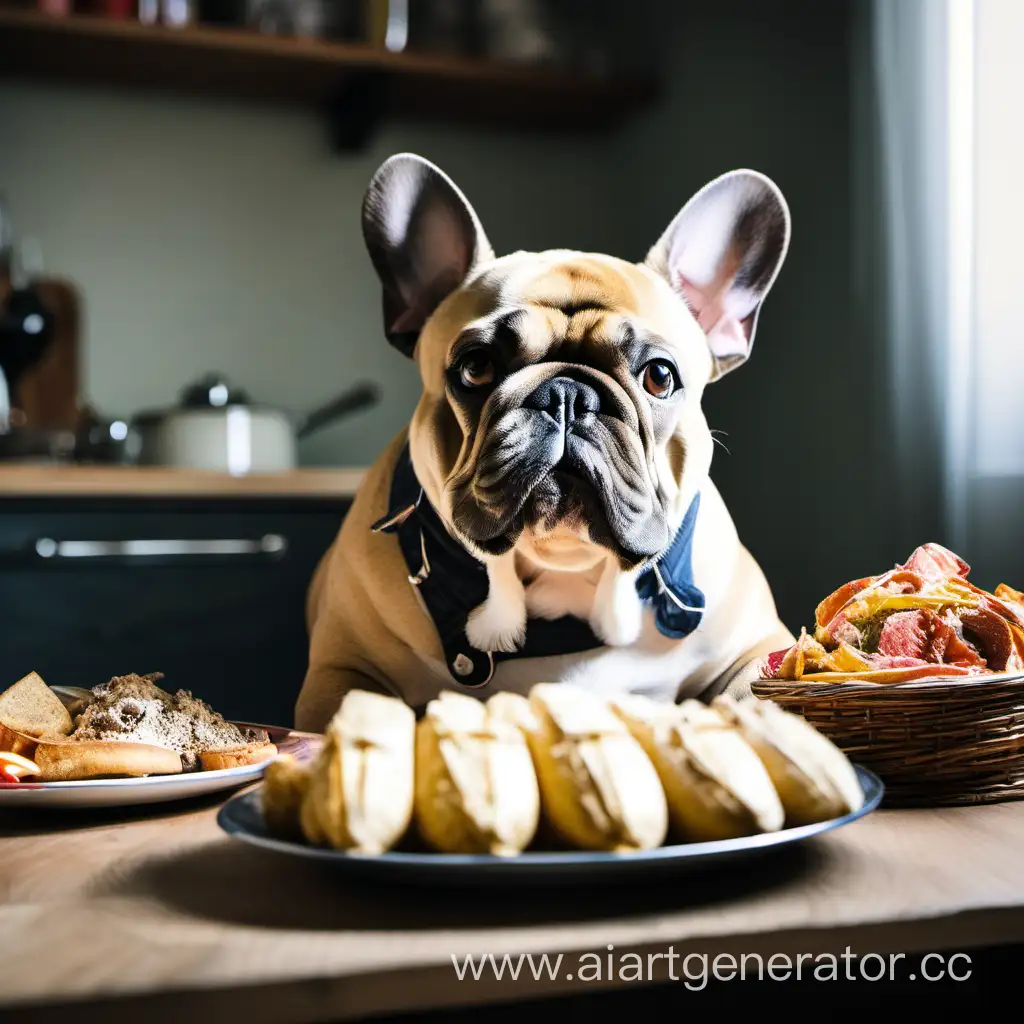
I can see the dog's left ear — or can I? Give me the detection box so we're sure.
[362,153,495,358]
[645,169,790,380]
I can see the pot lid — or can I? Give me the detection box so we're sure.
[179,373,251,409]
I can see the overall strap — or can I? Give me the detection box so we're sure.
[371,444,705,687]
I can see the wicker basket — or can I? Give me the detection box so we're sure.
[750,673,1024,807]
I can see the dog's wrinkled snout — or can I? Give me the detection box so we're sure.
[525,377,600,432]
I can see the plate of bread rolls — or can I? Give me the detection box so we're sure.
[217,683,882,883]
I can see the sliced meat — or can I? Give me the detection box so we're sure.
[899,543,970,580]
[814,576,874,630]
[932,613,988,668]
[959,608,1023,672]
[877,611,930,661]
[876,609,985,668]
[867,654,931,669]
[969,585,1024,629]
[817,570,926,643]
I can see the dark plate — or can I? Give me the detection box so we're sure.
[216,765,883,887]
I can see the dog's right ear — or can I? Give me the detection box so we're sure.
[361,153,494,359]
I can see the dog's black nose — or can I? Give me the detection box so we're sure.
[526,377,600,430]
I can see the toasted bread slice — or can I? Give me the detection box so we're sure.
[32,738,183,781]
[199,742,278,772]
[0,672,72,739]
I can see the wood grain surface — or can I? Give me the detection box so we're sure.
[3,792,1024,1022]
[0,465,367,497]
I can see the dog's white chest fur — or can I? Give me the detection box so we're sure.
[408,481,775,706]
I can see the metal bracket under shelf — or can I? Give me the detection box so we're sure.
[326,71,390,152]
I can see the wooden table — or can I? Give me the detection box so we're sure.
[4,788,1024,1022]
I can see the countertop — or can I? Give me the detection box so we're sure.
[0,465,367,498]
[4,784,1024,1021]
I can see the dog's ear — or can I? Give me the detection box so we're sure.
[361,153,494,359]
[645,169,790,380]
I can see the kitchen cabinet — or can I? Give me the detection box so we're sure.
[0,492,352,728]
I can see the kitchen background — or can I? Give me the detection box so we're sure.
[0,0,1020,725]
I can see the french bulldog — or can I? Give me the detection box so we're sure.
[294,153,796,732]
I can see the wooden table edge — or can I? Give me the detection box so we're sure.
[7,904,1024,1023]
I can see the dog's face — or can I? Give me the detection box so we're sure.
[362,155,790,573]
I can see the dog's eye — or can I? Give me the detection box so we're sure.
[641,361,676,398]
[458,352,496,389]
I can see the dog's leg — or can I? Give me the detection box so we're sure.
[590,558,644,646]
[295,664,393,734]
[465,552,528,653]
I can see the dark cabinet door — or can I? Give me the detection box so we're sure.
[0,499,349,728]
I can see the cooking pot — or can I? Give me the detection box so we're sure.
[132,374,379,473]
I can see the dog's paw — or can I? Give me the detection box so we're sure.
[590,570,644,647]
[466,597,527,653]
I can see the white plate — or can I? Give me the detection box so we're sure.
[0,724,320,808]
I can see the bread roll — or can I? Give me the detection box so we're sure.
[414,691,540,855]
[199,742,278,771]
[261,754,312,840]
[711,694,864,825]
[299,689,415,853]
[32,738,183,780]
[612,695,785,842]
[523,683,668,852]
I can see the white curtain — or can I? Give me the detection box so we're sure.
[854,0,975,561]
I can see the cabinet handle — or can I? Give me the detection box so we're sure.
[32,534,287,560]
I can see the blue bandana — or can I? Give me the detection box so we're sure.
[371,443,705,688]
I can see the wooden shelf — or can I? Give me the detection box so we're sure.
[0,8,659,138]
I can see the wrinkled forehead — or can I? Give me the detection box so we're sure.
[481,250,651,312]
[418,251,707,374]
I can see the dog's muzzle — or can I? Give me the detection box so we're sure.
[450,368,671,565]
[524,375,602,434]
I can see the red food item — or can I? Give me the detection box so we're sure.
[767,543,1024,683]
[958,608,1024,672]
[876,609,985,668]
[876,610,930,660]
[815,576,875,630]
[762,649,789,678]
[899,543,970,580]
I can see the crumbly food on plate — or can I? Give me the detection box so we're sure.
[70,673,270,771]
[0,670,276,781]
